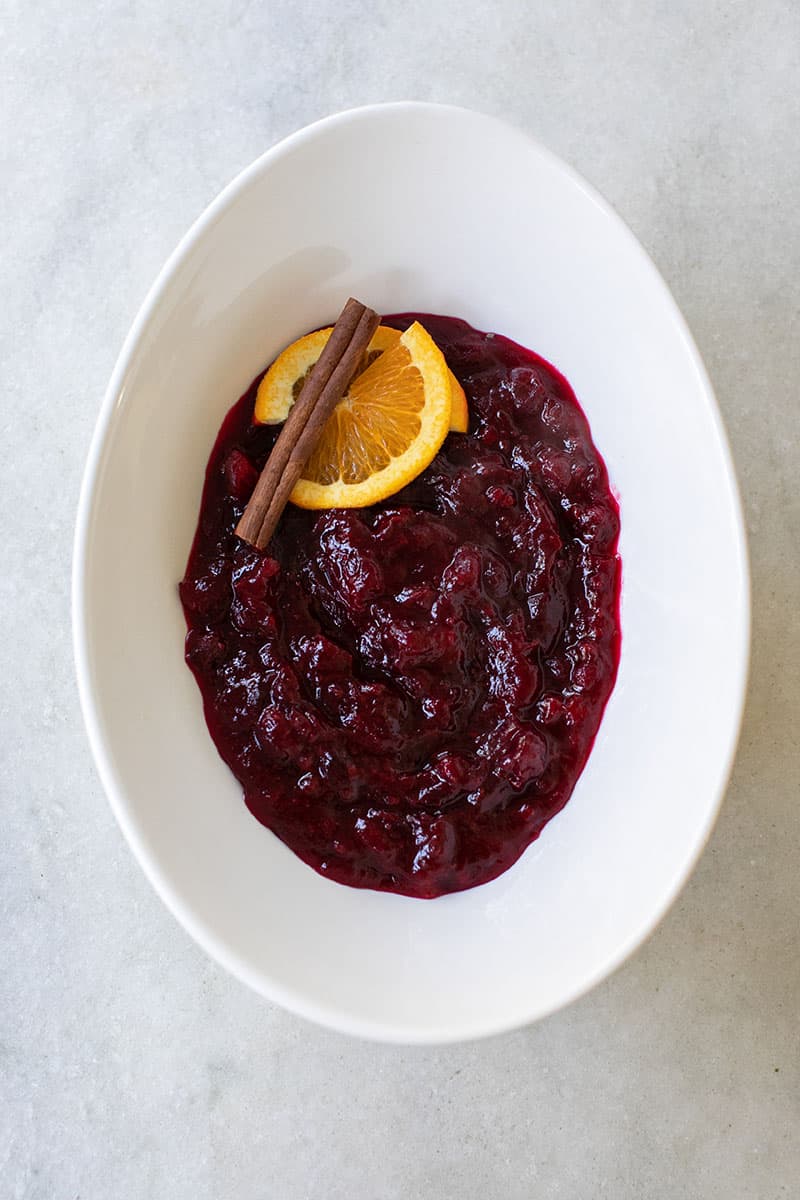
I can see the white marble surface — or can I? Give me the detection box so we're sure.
[2,1,798,1195]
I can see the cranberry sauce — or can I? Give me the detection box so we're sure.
[180,315,621,898]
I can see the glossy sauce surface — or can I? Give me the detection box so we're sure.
[180,315,621,897]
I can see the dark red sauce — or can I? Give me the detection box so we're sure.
[180,314,621,898]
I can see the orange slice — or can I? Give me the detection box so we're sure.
[255,324,468,433]
[256,322,454,509]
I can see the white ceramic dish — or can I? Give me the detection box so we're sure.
[73,103,749,1043]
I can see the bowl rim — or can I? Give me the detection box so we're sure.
[72,101,751,1043]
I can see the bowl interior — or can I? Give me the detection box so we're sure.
[75,104,748,1042]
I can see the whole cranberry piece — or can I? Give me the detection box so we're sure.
[222,449,259,501]
[485,715,548,790]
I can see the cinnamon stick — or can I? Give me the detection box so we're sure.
[235,298,379,550]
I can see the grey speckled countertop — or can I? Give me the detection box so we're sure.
[2,2,798,1197]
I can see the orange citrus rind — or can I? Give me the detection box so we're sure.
[288,321,453,509]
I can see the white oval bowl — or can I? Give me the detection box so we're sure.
[73,103,749,1043]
